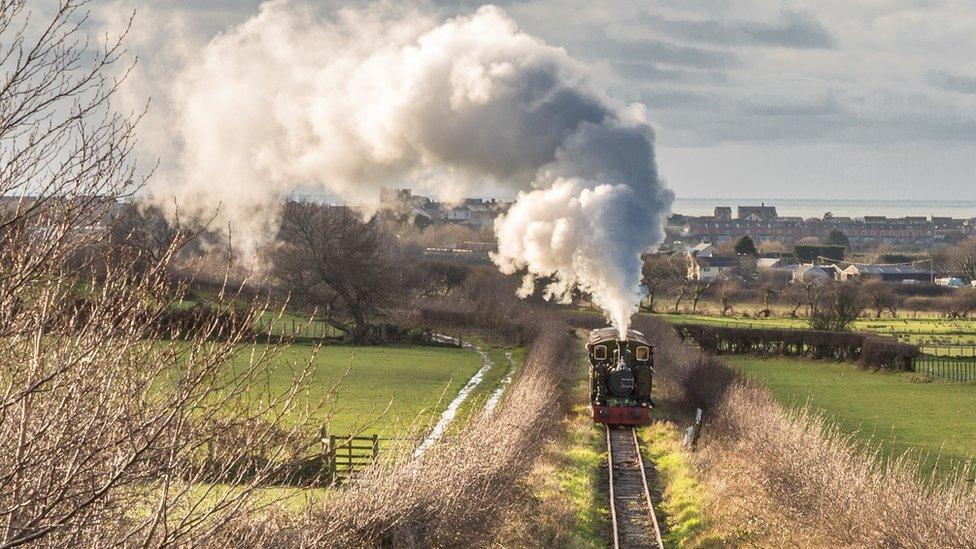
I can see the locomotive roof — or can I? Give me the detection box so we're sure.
[587,327,651,346]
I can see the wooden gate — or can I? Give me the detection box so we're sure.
[326,434,380,482]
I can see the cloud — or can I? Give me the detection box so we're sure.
[107,0,976,201]
[742,95,845,117]
[584,30,738,69]
[610,61,728,84]
[927,70,976,94]
[639,11,835,49]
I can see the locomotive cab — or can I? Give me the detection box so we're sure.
[587,327,654,425]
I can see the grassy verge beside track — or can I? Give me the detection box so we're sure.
[541,402,608,547]
[730,356,976,480]
[498,346,607,547]
[638,422,718,547]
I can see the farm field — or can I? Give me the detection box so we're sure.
[729,356,976,480]
[654,312,976,334]
[655,313,976,355]
[226,342,485,439]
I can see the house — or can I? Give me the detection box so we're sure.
[445,198,499,228]
[819,264,844,280]
[690,242,717,257]
[792,264,831,283]
[737,204,778,221]
[840,264,931,283]
[691,255,739,281]
[756,257,784,270]
[713,206,732,220]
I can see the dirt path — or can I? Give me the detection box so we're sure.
[481,350,516,416]
[413,342,494,457]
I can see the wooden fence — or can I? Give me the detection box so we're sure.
[256,317,345,340]
[912,356,976,382]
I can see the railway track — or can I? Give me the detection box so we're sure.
[606,426,664,549]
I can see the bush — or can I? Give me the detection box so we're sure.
[642,318,976,547]
[155,304,253,340]
[861,335,920,371]
[673,324,919,370]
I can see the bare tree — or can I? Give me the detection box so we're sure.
[735,254,758,280]
[640,253,673,313]
[717,279,741,316]
[935,288,976,318]
[904,296,931,318]
[795,277,827,317]
[949,238,976,282]
[861,280,900,319]
[270,201,409,343]
[808,283,864,331]
[0,4,326,545]
[668,252,695,313]
[782,283,806,317]
[417,259,470,298]
[106,201,197,274]
[756,271,787,318]
[690,278,713,314]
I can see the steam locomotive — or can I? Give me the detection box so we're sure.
[587,327,654,425]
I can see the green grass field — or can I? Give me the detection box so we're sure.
[227,343,485,438]
[655,312,976,334]
[729,356,976,479]
[655,313,976,355]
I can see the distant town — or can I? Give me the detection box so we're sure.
[379,187,511,230]
[668,204,976,249]
[375,189,976,289]
[379,189,976,248]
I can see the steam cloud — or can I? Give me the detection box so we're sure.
[159,1,673,336]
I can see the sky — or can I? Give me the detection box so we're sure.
[88,0,976,201]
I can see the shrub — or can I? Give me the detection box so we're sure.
[154,304,253,340]
[642,318,976,547]
[861,335,920,370]
[673,324,919,370]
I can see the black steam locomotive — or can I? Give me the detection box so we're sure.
[587,327,654,425]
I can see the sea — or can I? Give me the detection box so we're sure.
[671,198,976,219]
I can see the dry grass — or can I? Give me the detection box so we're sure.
[208,320,577,547]
[633,316,976,547]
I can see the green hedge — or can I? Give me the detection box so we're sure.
[673,323,920,371]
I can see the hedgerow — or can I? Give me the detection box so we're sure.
[673,323,920,370]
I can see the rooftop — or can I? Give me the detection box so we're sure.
[588,327,651,346]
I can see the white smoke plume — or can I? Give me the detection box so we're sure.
[157,1,673,336]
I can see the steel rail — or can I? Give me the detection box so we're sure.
[606,425,664,549]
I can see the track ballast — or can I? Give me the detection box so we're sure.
[605,426,664,549]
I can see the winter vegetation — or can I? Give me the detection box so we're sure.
[632,316,976,547]
[4,1,976,547]
[731,356,976,479]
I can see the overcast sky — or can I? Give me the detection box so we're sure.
[93,0,976,201]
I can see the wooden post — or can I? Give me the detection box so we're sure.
[328,435,336,484]
[372,434,379,460]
